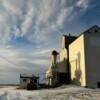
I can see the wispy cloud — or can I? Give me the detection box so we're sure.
[0,0,92,44]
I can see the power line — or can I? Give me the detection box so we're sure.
[0,55,19,67]
[0,54,47,76]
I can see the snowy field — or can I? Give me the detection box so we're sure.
[0,85,100,100]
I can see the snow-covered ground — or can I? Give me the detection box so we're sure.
[0,85,100,100]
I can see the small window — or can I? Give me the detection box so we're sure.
[94,30,98,33]
[23,79,26,82]
[64,58,66,61]
[97,82,100,88]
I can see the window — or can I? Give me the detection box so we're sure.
[23,79,26,82]
[94,29,98,33]
[97,82,100,88]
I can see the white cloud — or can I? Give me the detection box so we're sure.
[76,0,90,9]
[0,46,51,68]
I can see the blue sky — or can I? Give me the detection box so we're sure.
[0,0,100,84]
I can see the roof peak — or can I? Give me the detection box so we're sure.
[88,25,100,30]
[83,25,100,34]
